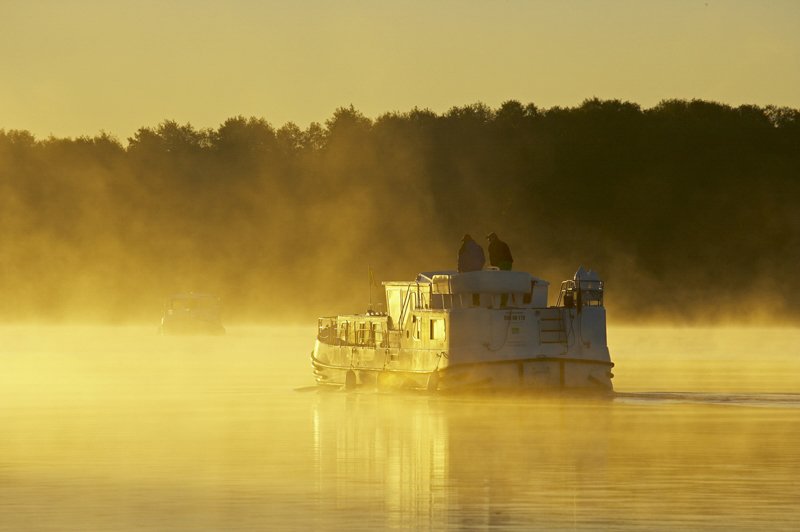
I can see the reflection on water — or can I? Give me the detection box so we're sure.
[1,325,799,530]
[311,393,617,530]
[312,392,800,530]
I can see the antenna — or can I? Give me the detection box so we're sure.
[368,265,373,312]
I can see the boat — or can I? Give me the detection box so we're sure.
[311,267,614,393]
[159,292,226,335]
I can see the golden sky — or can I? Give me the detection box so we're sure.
[2,0,798,139]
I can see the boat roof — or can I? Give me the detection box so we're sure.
[417,270,458,282]
[384,269,549,295]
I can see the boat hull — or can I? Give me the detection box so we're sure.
[311,344,613,394]
[435,357,613,393]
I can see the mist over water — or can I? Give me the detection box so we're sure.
[3,100,800,324]
[1,324,798,530]
[611,326,800,393]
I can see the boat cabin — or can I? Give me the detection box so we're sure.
[383,270,549,326]
[312,267,612,392]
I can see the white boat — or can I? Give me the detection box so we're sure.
[159,292,226,336]
[311,267,614,393]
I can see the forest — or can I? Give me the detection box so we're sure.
[1,98,799,323]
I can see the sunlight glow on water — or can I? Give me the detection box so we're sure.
[611,326,800,393]
[1,325,798,530]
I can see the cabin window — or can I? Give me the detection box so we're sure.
[355,322,364,345]
[472,293,480,306]
[386,289,403,325]
[412,316,421,339]
[430,318,445,340]
[523,280,535,305]
[523,292,532,304]
[363,322,372,345]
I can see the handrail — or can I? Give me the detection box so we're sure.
[397,282,418,331]
[557,279,604,308]
[556,280,574,307]
[318,316,389,347]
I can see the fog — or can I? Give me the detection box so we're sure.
[2,324,796,404]
[2,100,799,325]
[1,325,798,530]
[3,99,799,529]
[610,326,800,393]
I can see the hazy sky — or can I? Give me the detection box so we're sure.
[2,0,798,139]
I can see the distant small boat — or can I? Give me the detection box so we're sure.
[312,267,614,393]
[159,293,226,336]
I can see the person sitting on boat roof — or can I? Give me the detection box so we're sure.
[487,232,514,270]
[457,234,486,273]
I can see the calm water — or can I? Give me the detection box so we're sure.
[1,325,798,531]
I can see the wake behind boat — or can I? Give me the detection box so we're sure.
[311,267,614,393]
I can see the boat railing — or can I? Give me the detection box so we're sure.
[317,317,338,343]
[557,280,604,308]
[317,317,389,347]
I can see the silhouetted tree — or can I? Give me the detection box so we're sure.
[1,99,799,322]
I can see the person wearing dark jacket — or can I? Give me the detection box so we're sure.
[487,232,513,270]
[457,234,486,272]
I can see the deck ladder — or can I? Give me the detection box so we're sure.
[539,308,568,346]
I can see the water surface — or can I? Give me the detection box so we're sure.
[1,325,798,530]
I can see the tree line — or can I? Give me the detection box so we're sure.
[1,99,799,323]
